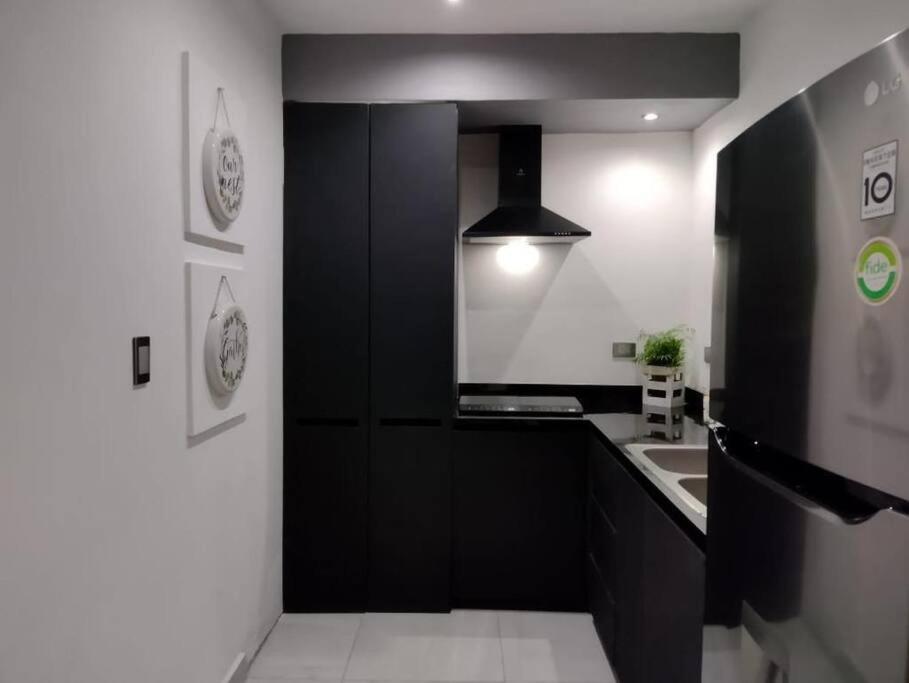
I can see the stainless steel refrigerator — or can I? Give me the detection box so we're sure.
[704,28,909,683]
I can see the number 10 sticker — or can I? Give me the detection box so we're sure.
[862,141,898,220]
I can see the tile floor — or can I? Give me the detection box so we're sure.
[248,611,616,683]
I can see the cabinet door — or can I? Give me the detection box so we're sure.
[589,435,705,683]
[453,427,587,611]
[284,423,368,611]
[588,556,617,662]
[284,103,370,611]
[610,447,647,683]
[369,103,458,421]
[369,425,451,612]
[639,495,705,683]
[284,102,370,420]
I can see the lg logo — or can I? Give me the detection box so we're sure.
[865,74,902,106]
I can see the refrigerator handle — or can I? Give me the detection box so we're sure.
[710,427,881,527]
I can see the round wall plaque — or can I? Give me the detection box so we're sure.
[205,301,249,395]
[203,128,244,225]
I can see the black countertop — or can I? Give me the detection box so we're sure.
[455,409,708,446]
[586,412,708,448]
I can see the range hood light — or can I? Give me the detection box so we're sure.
[496,239,540,275]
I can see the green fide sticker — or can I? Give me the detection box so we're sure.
[855,237,902,305]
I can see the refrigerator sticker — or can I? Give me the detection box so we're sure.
[861,141,898,220]
[855,237,902,305]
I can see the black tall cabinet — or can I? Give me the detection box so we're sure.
[284,103,370,612]
[284,102,458,613]
[368,103,458,612]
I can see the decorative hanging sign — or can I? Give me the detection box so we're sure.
[205,276,249,395]
[203,88,245,225]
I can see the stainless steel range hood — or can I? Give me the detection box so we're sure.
[462,126,591,244]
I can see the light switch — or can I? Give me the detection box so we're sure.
[133,337,150,385]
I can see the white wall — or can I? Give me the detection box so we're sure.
[459,132,693,385]
[688,0,909,392]
[0,2,283,682]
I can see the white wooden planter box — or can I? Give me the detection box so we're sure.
[642,365,685,409]
[638,405,685,441]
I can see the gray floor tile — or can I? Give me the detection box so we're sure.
[498,612,613,683]
[248,613,361,680]
[497,612,599,642]
[344,611,504,682]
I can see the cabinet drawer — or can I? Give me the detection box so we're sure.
[589,435,622,525]
[588,556,616,660]
[588,498,617,599]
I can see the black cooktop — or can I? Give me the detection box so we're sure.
[458,395,584,418]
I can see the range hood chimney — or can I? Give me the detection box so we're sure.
[462,126,591,244]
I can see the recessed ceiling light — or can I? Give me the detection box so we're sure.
[642,112,659,122]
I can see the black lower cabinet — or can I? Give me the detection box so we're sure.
[587,556,617,661]
[369,424,451,612]
[452,424,587,611]
[284,423,368,612]
[588,433,704,683]
[638,493,705,683]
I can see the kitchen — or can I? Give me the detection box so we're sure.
[280,19,909,683]
[2,2,909,683]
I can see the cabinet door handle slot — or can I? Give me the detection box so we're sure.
[296,418,360,427]
[379,418,442,427]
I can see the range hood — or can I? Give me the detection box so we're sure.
[462,126,591,244]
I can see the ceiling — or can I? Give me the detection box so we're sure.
[458,98,734,134]
[263,0,765,34]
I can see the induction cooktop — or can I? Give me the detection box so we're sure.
[458,395,584,418]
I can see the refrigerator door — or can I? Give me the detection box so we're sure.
[711,29,909,500]
[702,431,909,683]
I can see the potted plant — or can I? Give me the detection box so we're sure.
[636,326,690,409]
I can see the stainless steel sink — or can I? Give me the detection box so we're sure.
[623,443,709,532]
[679,477,708,505]
[640,447,708,475]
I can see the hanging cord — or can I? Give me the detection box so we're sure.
[210,275,238,319]
[211,87,233,131]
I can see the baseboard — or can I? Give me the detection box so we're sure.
[220,653,248,683]
[239,610,282,681]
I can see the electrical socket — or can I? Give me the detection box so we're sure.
[612,342,637,359]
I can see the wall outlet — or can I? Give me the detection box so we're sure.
[704,346,712,364]
[612,342,637,359]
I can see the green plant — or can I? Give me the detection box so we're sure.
[636,326,690,368]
